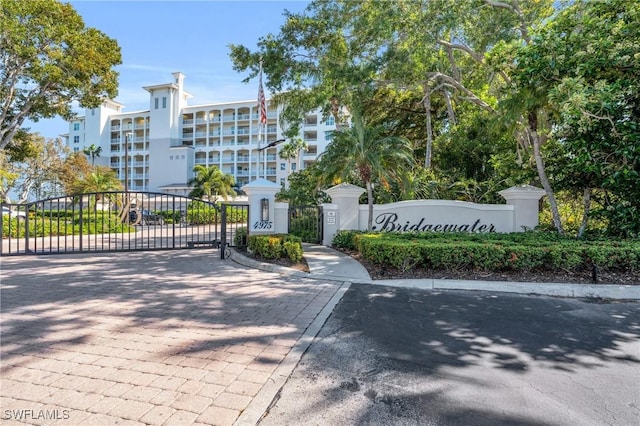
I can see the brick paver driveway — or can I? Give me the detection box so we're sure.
[0,250,342,425]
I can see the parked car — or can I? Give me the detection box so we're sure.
[2,206,26,220]
[129,209,165,225]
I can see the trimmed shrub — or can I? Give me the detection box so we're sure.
[332,230,364,251]
[248,234,303,263]
[233,227,248,247]
[350,231,639,275]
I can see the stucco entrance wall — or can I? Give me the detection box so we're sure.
[360,200,514,233]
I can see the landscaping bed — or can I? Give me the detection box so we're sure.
[333,231,640,285]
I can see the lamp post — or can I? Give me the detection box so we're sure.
[125,132,133,193]
[258,138,285,180]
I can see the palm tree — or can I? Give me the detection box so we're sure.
[188,165,236,202]
[82,144,102,165]
[278,138,308,176]
[71,166,122,193]
[70,166,123,210]
[317,107,414,230]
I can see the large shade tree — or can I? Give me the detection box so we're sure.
[0,133,68,203]
[1,0,121,150]
[507,0,640,237]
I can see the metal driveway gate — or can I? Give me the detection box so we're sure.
[288,205,323,244]
[1,191,221,256]
[219,203,250,259]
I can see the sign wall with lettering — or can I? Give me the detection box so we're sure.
[359,200,514,233]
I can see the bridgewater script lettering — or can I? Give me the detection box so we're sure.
[372,212,497,233]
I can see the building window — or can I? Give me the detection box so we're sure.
[73,123,80,131]
[154,98,159,109]
[162,97,167,108]
[325,131,334,141]
[291,163,296,171]
[280,178,285,186]
[91,109,95,116]
[325,116,335,125]
[73,136,80,144]
[280,163,286,171]
[73,147,79,152]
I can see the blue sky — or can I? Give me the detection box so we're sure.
[29,0,310,140]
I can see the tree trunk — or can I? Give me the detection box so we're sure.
[423,84,433,168]
[366,180,374,231]
[577,187,591,238]
[527,115,564,235]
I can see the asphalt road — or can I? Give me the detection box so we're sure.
[260,284,640,426]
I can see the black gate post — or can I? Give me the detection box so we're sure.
[220,204,227,259]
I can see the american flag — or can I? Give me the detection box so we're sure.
[258,63,267,124]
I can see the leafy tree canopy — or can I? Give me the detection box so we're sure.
[0,0,122,150]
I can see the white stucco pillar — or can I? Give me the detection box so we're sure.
[498,185,547,232]
[242,178,280,235]
[323,183,365,231]
[320,203,339,246]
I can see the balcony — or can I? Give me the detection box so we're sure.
[194,131,207,138]
[195,158,207,164]
[237,113,251,120]
[236,128,250,135]
[182,119,194,125]
[266,168,277,176]
[237,155,250,162]
[266,154,277,161]
[110,125,121,131]
[221,155,235,162]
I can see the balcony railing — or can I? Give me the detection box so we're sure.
[182,119,194,125]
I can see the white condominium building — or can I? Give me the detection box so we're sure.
[66,72,336,194]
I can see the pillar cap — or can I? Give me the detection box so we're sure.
[498,185,546,200]
[323,183,366,198]
[242,178,280,191]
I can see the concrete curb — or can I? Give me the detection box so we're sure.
[228,249,640,300]
[234,281,351,426]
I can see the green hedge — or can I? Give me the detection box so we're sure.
[332,230,640,273]
[248,234,303,263]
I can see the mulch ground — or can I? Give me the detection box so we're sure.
[241,248,638,285]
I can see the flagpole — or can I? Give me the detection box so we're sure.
[256,58,267,180]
